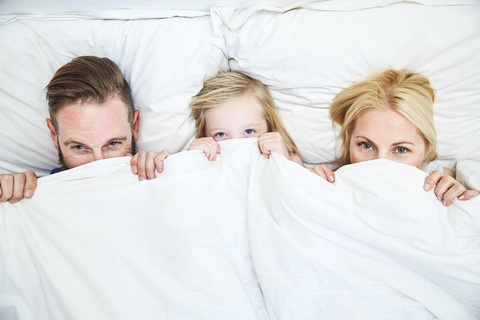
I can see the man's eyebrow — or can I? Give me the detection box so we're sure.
[64,140,87,147]
[105,137,128,143]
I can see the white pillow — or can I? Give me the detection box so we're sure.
[0,11,227,176]
[214,1,480,164]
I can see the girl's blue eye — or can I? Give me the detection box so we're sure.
[216,132,225,137]
[245,129,254,135]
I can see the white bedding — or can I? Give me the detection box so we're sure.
[248,151,480,319]
[1,139,479,319]
[0,140,268,320]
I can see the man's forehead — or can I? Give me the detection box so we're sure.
[57,97,129,123]
[56,97,132,140]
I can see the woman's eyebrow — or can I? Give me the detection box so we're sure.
[392,141,414,146]
[356,136,377,148]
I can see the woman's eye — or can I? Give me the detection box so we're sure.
[215,132,226,138]
[245,129,254,135]
[360,142,372,150]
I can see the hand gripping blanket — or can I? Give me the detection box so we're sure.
[247,153,480,320]
[1,139,479,320]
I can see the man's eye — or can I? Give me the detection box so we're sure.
[245,129,254,135]
[109,141,120,146]
[215,132,226,138]
[73,145,84,150]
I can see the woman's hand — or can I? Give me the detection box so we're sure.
[424,170,479,206]
[307,164,335,183]
[188,137,220,161]
[130,149,171,180]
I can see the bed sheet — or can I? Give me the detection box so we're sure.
[0,140,268,320]
[248,154,480,319]
[1,139,479,319]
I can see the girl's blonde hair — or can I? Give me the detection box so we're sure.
[190,71,299,156]
[330,69,437,165]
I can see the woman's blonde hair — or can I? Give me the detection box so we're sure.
[330,69,437,166]
[190,71,299,156]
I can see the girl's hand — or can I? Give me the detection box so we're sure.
[188,137,220,161]
[307,165,335,183]
[130,149,171,181]
[424,170,479,206]
[258,132,288,159]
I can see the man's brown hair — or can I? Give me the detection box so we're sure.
[46,56,135,132]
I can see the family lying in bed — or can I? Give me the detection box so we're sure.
[0,56,478,204]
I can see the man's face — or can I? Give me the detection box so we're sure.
[46,96,139,170]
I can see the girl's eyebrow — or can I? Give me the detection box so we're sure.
[208,127,224,132]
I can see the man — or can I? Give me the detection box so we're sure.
[0,56,169,203]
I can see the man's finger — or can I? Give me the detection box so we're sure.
[0,174,14,202]
[10,173,26,203]
[23,171,37,199]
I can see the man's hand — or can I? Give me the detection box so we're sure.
[130,149,171,181]
[0,171,37,203]
[188,137,220,161]
[424,170,479,206]
[307,164,335,183]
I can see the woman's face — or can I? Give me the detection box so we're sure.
[349,108,428,168]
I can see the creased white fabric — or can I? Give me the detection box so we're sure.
[248,154,480,320]
[0,140,267,320]
[1,139,479,319]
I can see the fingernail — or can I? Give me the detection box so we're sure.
[25,190,33,198]
[437,196,441,201]
[139,177,145,181]
[424,184,430,191]
[10,200,18,204]
[459,195,465,200]
[443,201,446,206]
[132,166,137,174]
[329,176,334,182]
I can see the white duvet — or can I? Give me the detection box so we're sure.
[1,139,479,320]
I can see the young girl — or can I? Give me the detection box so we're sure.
[310,69,479,206]
[187,71,303,165]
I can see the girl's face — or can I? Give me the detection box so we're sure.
[204,94,268,141]
[349,108,428,168]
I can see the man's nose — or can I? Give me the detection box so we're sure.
[93,151,106,161]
